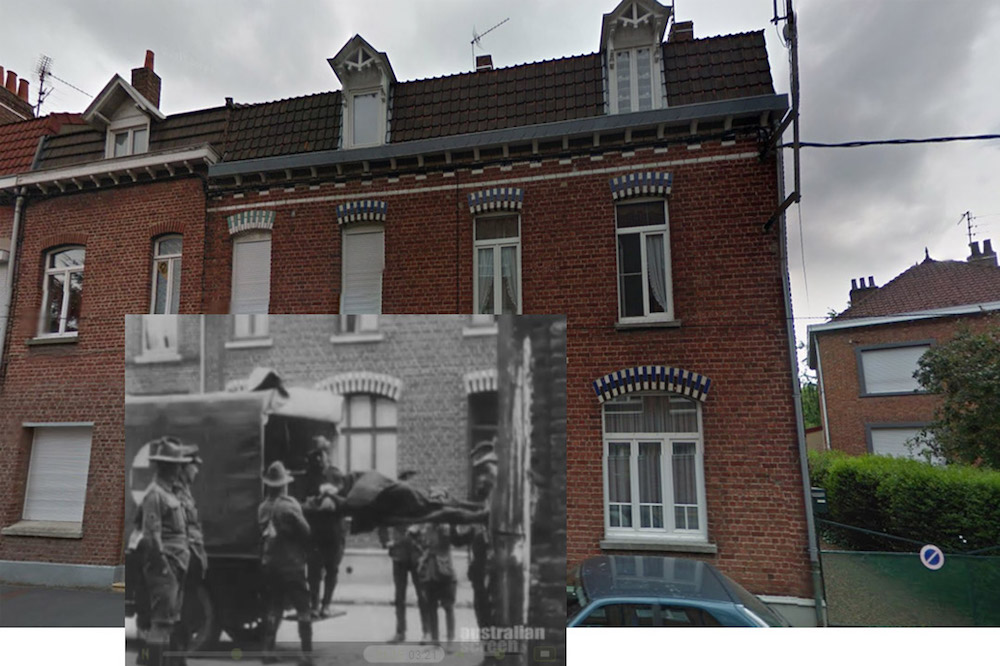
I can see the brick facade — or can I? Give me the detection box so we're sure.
[0,178,205,568]
[814,313,999,455]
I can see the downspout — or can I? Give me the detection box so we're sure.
[0,188,26,380]
[199,314,206,394]
[776,0,824,624]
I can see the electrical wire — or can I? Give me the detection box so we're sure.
[780,134,1000,149]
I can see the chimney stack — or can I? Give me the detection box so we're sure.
[131,49,161,109]
[668,20,694,42]
[17,77,29,102]
[849,275,878,305]
[476,55,493,72]
[5,70,16,94]
[0,65,35,121]
[968,239,998,267]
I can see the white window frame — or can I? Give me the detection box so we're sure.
[339,393,398,478]
[602,394,707,543]
[340,224,384,315]
[609,45,661,115]
[105,119,150,158]
[149,235,182,314]
[38,245,85,338]
[615,199,673,323]
[136,314,181,363]
[473,214,522,316]
[331,314,383,344]
[230,230,271,315]
[227,314,272,350]
[344,88,386,149]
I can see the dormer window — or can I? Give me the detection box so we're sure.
[112,125,149,157]
[329,35,396,149]
[601,0,670,115]
[350,91,382,147]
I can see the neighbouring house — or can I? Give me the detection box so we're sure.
[0,0,818,625]
[0,66,34,125]
[808,242,1000,460]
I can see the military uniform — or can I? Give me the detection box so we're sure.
[301,464,348,617]
[379,524,429,642]
[172,475,207,660]
[417,522,457,645]
[258,460,313,665]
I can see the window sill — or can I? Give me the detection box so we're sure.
[600,538,717,555]
[329,333,384,345]
[615,319,682,331]
[462,325,498,337]
[2,520,83,539]
[134,351,182,364]
[225,338,273,349]
[27,334,79,346]
[859,391,930,398]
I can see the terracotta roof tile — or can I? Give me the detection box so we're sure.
[836,257,1000,319]
[664,31,774,106]
[0,113,84,176]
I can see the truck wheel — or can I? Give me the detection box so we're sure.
[185,582,221,652]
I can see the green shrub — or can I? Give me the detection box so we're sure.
[807,451,1000,552]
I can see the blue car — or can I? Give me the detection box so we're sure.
[567,555,790,627]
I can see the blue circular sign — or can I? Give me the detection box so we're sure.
[919,544,945,571]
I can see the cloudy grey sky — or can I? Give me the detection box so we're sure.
[2,0,998,354]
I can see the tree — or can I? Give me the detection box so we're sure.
[800,381,821,430]
[914,320,1000,469]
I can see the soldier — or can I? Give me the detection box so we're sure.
[378,469,430,644]
[258,460,314,666]
[416,487,458,649]
[453,439,498,631]
[173,445,207,665]
[300,436,348,619]
[139,437,193,666]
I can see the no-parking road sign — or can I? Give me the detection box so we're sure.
[920,544,945,571]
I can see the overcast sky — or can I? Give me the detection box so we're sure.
[2,0,999,361]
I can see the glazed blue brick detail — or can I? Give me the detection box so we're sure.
[337,199,388,225]
[467,187,524,214]
[609,171,673,201]
[591,365,711,403]
[227,209,276,235]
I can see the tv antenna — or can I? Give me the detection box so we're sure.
[471,17,509,69]
[34,54,53,114]
[958,211,979,246]
[33,54,91,114]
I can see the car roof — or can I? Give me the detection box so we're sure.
[578,555,739,604]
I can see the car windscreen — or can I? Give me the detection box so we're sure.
[567,565,588,622]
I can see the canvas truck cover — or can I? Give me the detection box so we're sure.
[125,389,342,559]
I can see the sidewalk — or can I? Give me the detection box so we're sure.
[0,583,124,627]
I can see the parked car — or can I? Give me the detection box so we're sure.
[567,555,790,627]
[125,383,344,650]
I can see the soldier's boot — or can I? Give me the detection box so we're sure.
[169,632,188,666]
[134,641,149,666]
[298,621,314,666]
[260,615,279,665]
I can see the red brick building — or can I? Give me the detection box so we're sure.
[0,0,818,623]
[808,243,1000,459]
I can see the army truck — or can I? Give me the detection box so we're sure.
[124,385,343,650]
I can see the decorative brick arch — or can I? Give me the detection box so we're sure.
[38,232,88,252]
[592,365,711,403]
[227,209,275,235]
[463,369,497,395]
[467,187,523,214]
[336,200,387,225]
[149,221,184,238]
[315,371,403,401]
[608,171,673,201]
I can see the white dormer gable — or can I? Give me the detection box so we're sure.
[600,0,672,114]
[82,74,165,159]
[328,35,396,149]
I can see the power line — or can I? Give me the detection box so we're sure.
[780,134,1000,149]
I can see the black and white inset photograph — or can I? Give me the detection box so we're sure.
[123,314,566,666]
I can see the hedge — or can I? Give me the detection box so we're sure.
[807,450,1000,552]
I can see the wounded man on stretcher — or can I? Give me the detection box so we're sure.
[311,468,488,535]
